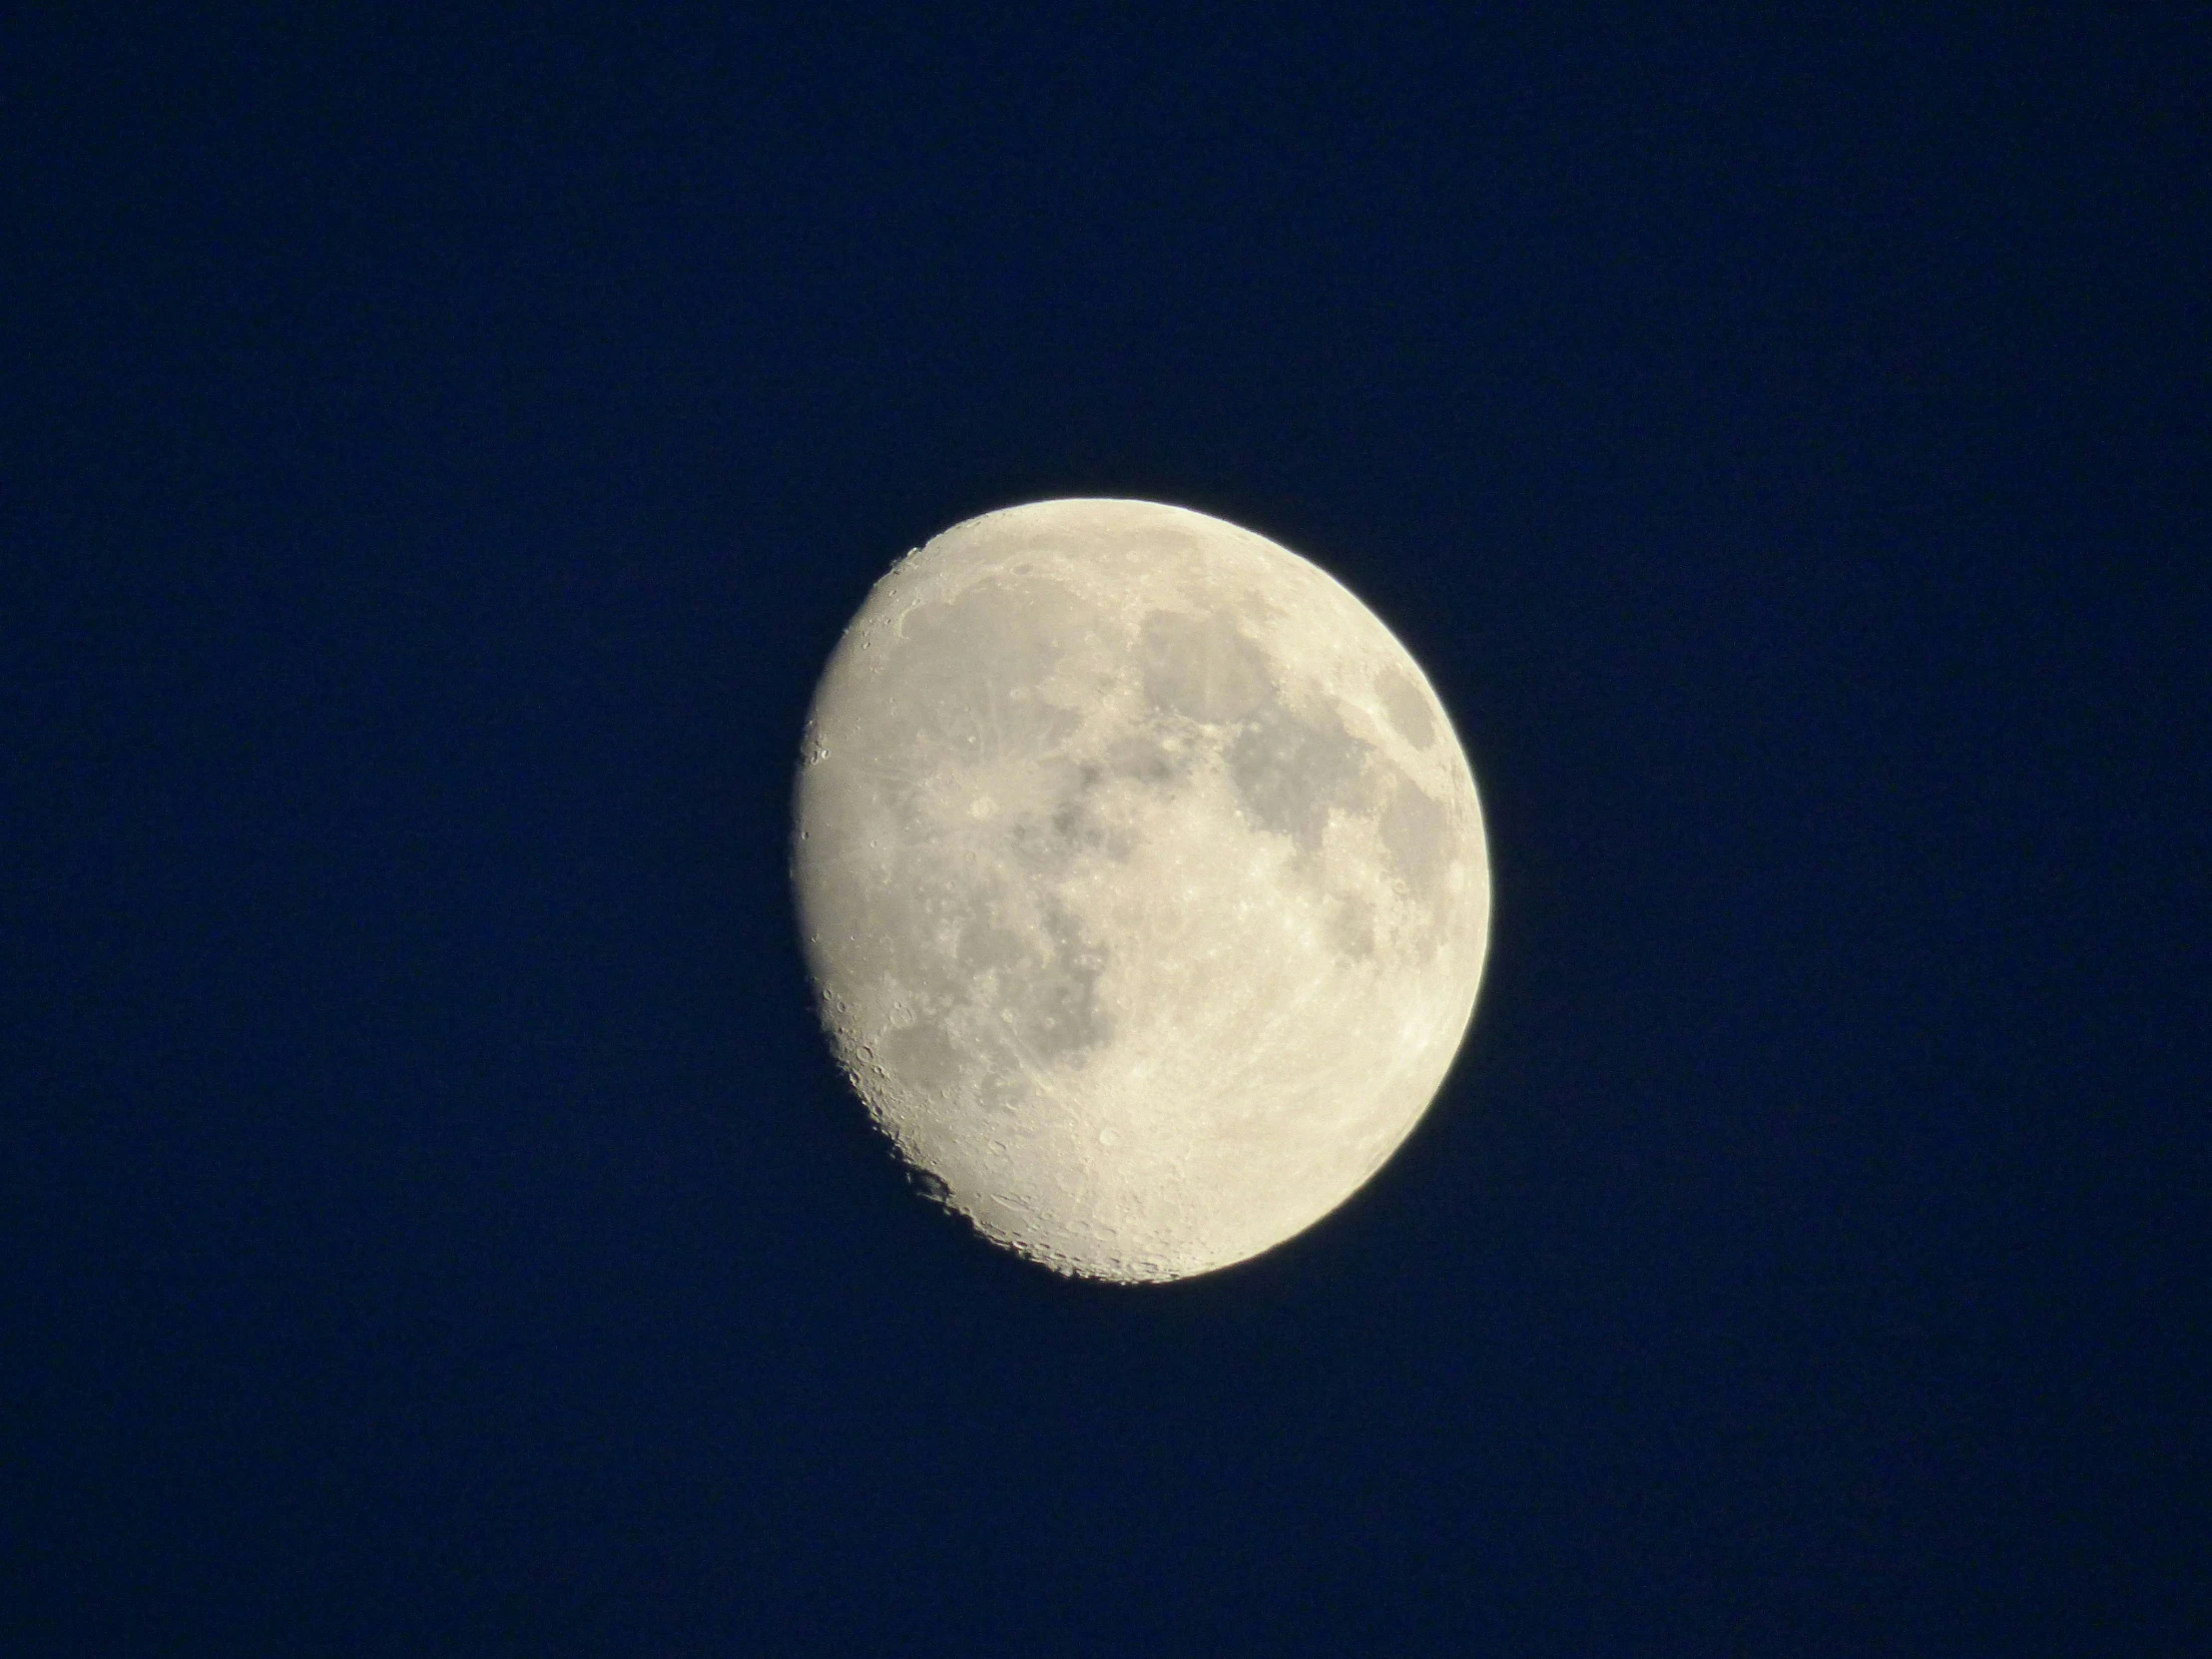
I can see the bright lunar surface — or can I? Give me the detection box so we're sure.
[794,499,1490,1282]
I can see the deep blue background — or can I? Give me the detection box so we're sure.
[4,9,2206,1654]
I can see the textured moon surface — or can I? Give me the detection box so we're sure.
[794,499,1490,1282]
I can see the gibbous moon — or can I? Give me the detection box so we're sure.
[794,499,1489,1282]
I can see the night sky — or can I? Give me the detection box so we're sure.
[5,10,2207,1655]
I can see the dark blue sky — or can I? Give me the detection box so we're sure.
[4,10,2206,1655]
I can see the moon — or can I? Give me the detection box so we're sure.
[793,499,1490,1282]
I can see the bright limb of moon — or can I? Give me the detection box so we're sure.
[793,499,1490,1282]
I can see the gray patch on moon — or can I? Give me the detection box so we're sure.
[950,896,1112,1063]
[1138,610,1273,725]
[877,1019,962,1098]
[1375,666,1436,749]
[1102,732,1187,790]
[1329,893,1377,958]
[1226,701,1372,849]
[1380,779,1451,901]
